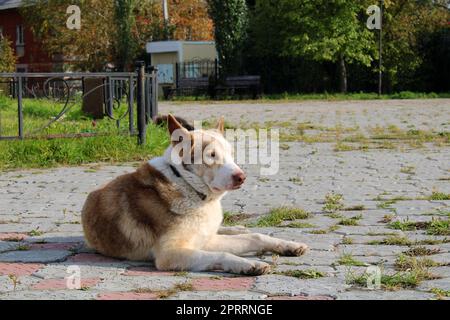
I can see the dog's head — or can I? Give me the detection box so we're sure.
[166,114,246,194]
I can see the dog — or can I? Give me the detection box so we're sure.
[81,115,308,275]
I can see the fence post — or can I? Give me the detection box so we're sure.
[128,75,135,135]
[17,76,24,139]
[136,61,146,145]
[153,66,158,118]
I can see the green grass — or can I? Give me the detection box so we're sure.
[337,254,366,267]
[347,268,438,290]
[222,212,252,226]
[338,214,363,226]
[404,247,441,257]
[430,288,450,299]
[368,235,450,246]
[343,205,366,211]
[27,229,44,237]
[0,96,169,169]
[389,218,450,236]
[284,222,316,228]
[395,254,439,271]
[322,193,345,213]
[274,269,325,279]
[255,207,310,227]
[427,192,450,201]
[170,91,450,103]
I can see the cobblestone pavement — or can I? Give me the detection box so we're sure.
[0,99,449,300]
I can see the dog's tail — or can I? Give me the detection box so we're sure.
[154,115,195,131]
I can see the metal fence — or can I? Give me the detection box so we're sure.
[175,59,218,84]
[0,62,158,145]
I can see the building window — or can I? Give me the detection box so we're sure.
[16,25,24,45]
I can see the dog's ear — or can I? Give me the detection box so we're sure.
[216,117,225,135]
[167,114,183,135]
[168,114,192,147]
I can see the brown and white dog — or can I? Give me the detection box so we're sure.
[81,115,308,275]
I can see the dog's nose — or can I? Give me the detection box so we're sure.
[232,171,246,186]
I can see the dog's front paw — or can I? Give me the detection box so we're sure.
[240,261,271,276]
[279,242,309,257]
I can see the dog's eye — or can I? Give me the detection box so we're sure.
[211,152,216,158]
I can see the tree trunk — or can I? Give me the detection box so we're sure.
[339,56,348,94]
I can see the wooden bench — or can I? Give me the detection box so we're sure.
[217,76,262,99]
[164,75,262,100]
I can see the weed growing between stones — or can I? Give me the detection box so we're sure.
[255,207,310,227]
[404,247,441,257]
[322,193,345,213]
[337,254,366,267]
[338,215,363,226]
[274,269,325,279]
[389,218,450,235]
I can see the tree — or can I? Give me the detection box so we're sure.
[207,0,249,76]
[114,0,137,71]
[0,36,16,72]
[21,0,116,71]
[270,0,375,93]
[382,0,450,91]
[169,0,214,41]
[21,0,214,71]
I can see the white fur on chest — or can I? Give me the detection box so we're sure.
[148,157,224,248]
[177,200,223,247]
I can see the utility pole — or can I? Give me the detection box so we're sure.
[378,0,384,96]
[163,0,169,40]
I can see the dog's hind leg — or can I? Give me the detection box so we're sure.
[153,248,270,275]
[204,234,308,257]
[218,226,251,235]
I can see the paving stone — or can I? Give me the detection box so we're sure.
[0,262,44,276]
[32,264,126,279]
[0,289,97,300]
[96,291,158,300]
[0,233,28,241]
[277,250,339,266]
[32,278,100,290]
[253,275,349,297]
[429,267,450,278]
[0,241,19,253]
[93,275,187,292]
[267,295,334,300]
[0,250,72,263]
[336,290,435,300]
[417,278,450,291]
[191,277,255,291]
[336,244,407,257]
[168,290,267,300]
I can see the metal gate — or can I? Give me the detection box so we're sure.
[0,62,158,145]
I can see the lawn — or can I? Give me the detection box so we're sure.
[169,91,450,103]
[0,95,169,170]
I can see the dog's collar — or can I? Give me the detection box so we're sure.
[169,165,207,201]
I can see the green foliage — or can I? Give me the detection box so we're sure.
[0,36,16,72]
[114,0,138,71]
[246,0,450,93]
[207,0,249,76]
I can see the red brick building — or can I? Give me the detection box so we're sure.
[0,0,58,72]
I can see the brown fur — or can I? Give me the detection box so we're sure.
[82,163,183,260]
